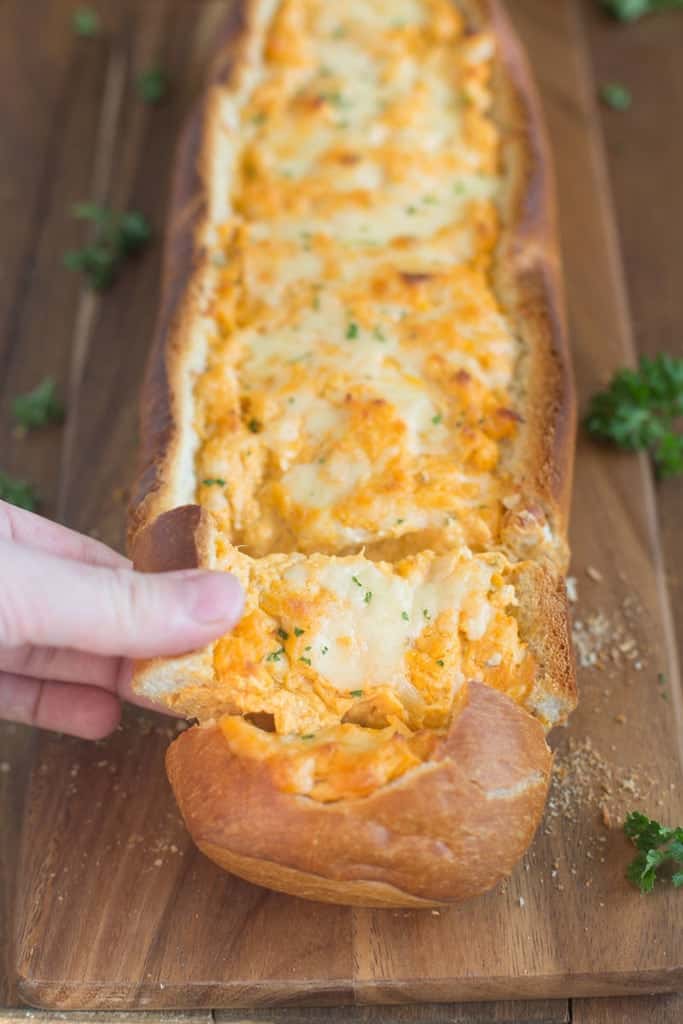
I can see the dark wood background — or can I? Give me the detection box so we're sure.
[1,0,682,1021]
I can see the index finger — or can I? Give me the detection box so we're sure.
[0,501,130,570]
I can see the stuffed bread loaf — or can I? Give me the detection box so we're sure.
[129,0,576,908]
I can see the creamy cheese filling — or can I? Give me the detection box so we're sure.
[176,0,552,786]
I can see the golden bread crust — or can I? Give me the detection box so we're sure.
[167,682,551,907]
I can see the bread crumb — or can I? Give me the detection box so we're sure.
[586,565,603,582]
[517,896,525,907]
[566,576,578,603]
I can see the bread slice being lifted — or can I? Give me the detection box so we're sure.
[129,0,576,906]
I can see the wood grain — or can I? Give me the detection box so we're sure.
[1,0,681,1020]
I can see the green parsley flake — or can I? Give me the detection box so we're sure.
[432,412,443,426]
[13,377,64,431]
[299,656,312,666]
[277,628,289,641]
[364,591,372,604]
[600,82,632,111]
[0,471,38,511]
[266,648,284,662]
[247,418,262,433]
[301,733,315,740]
[401,611,410,621]
[350,689,364,698]
[294,627,305,636]
[346,321,359,339]
[137,68,169,104]
[64,204,151,290]
[423,609,431,620]
[73,7,99,37]
[351,575,363,587]
[436,659,445,667]
[201,477,226,487]
[321,645,329,655]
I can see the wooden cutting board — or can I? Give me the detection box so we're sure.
[13,1,683,1010]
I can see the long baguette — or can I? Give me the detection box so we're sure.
[129,0,576,907]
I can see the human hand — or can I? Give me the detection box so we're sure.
[0,501,243,740]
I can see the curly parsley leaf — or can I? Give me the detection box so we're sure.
[0,471,38,511]
[624,811,683,892]
[12,378,65,431]
[64,203,151,290]
[584,355,683,477]
[601,0,683,19]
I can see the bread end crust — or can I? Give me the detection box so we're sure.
[166,682,552,907]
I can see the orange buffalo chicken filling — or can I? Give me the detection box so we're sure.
[181,0,546,800]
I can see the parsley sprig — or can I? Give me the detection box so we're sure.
[584,355,683,477]
[64,203,151,290]
[0,471,38,511]
[624,812,683,892]
[601,0,683,20]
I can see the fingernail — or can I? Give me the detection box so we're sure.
[184,572,244,628]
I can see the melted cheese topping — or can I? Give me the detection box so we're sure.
[194,0,526,560]
[164,546,537,799]
[178,0,552,800]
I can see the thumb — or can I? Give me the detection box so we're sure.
[0,538,244,658]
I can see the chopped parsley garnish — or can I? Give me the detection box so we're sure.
[401,611,410,621]
[301,733,315,740]
[405,205,418,215]
[432,412,443,426]
[304,645,312,651]
[364,591,373,604]
[73,7,99,37]
[64,203,151,290]
[346,321,359,340]
[277,628,289,641]
[137,68,169,104]
[13,377,64,431]
[321,645,329,655]
[201,477,226,487]
[624,811,683,892]
[423,608,431,620]
[350,689,364,698]
[266,648,285,662]
[422,194,438,205]
[323,91,349,109]
[436,659,445,667]
[351,575,363,587]
[453,182,466,195]
[251,111,268,125]
[600,82,632,111]
[0,471,38,511]
[294,627,305,637]
[584,354,683,477]
[600,0,683,21]
[247,418,262,434]
[396,518,405,524]
[373,326,386,341]
[299,656,312,666]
